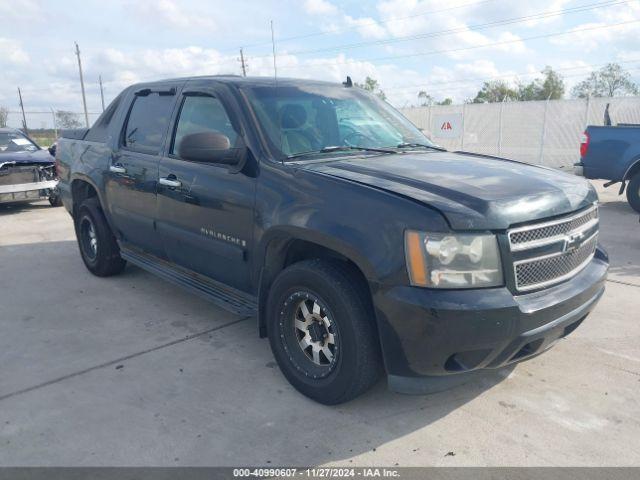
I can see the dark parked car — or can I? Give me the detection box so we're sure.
[56,76,608,404]
[575,118,640,212]
[0,128,60,206]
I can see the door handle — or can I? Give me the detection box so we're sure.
[159,176,182,188]
[109,163,126,174]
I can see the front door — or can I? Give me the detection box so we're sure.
[105,86,179,257]
[156,85,256,292]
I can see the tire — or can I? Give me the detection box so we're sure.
[626,173,640,213]
[48,191,62,207]
[267,259,382,404]
[74,197,126,277]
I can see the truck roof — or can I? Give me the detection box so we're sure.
[128,75,342,90]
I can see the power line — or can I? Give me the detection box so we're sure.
[251,0,632,58]
[240,0,500,50]
[275,19,640,70]
[117,19,640,90]
[101,4,638,78]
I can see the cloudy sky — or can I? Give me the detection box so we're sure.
[1,0,639,125]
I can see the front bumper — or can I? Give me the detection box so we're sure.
[373,247,608,393]
[0,180,58,204]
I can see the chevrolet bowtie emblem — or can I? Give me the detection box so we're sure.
[563,231,585,253]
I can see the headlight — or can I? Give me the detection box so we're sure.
[404,231,503,288]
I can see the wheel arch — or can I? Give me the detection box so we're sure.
[70,174,102,217]
[255,227,377,338]
[623,155,640,182]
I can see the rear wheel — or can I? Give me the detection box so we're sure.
[75,198,126,277]
[267,259,382,404]
[626,173,640,213]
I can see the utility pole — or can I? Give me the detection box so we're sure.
[239,48,247,77]
[75,42,90,127]
[271,21,277,79]
[99,75,105,112]
[17,87,28,135]
[50,107,58,139]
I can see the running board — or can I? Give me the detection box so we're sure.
[120,246,257,317]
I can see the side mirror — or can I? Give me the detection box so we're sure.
[178,132,245,168]
[48,144,57,157]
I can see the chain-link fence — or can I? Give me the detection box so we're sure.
[400,96,640,170]
[1,110,102,146]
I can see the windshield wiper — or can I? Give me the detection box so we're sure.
[287,145,396,159]
[396,142,446,151]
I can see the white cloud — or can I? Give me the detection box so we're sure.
[134,0,216,29]
[390,60,518,103]
[344,16,387,39]
[493,32,528,54]
[0,0,42,22]
[3,0,640,120]
[548,2,640,51]
[0,38,30,64]
[304,0,339,16]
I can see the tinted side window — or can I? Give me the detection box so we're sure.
[85,93,123,143]
[124,93,175,154]
[171,96,237,156]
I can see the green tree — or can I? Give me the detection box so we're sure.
[472,80,517,103]
[0,106,8,128]
[539,66,565,100]
[417,92,453,106]
[417,91,434,106]
[355,76,386,100]
[571,63,639,98]
[517,66,565,100]
[55,110,82,129]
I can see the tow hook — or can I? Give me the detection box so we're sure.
[619,181,627,195]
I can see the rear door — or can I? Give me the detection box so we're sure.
[105,84,181,257]
[156,81,256,292]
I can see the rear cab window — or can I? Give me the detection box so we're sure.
[84,93,124,143]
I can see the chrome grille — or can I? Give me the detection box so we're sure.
[509,206,598,250]
[508,205,599,292]
[514,234,598,290]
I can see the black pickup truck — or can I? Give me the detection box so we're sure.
[56,76,608,404]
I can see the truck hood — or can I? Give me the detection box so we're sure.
[300,151,597,230]
[0,149,54,168]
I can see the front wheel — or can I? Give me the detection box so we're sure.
[267,259,382,404]
[626,173,640,213]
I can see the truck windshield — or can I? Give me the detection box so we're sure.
[0,132,39,154]
[242,83,436,159]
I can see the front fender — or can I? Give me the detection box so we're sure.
[257,225,378,281]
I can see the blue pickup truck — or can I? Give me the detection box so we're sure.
[575,122,640,212]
